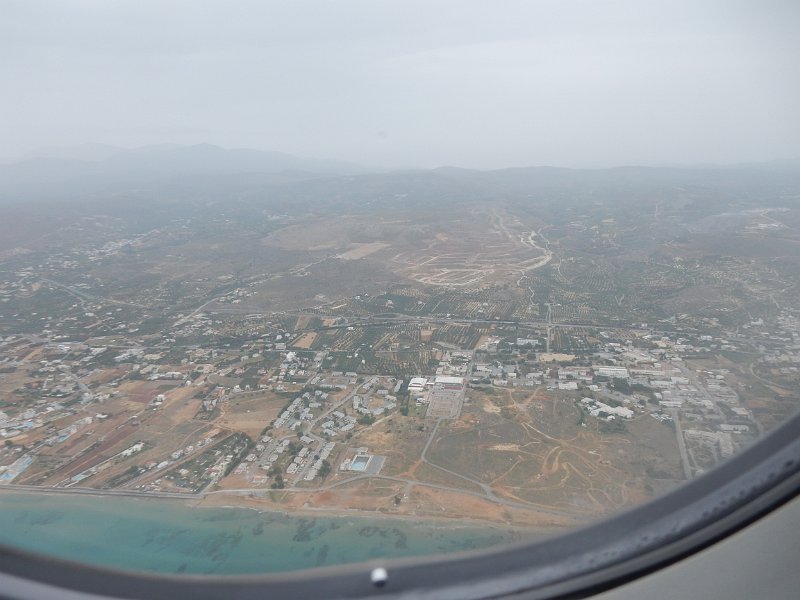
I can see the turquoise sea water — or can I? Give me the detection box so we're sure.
[0,492,540,575]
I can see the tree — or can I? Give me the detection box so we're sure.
[318,459,331,478]
[600,419,627,434]
[610,377,631,395]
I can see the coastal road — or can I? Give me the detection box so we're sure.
[0,483,200,501]
[207,473,586,522]
[1,471,586,522]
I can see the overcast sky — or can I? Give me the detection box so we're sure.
[2,0,799,169]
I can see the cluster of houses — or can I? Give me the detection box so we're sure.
[352,392,397,418]
[579,397,634,421]
[321,411,357,436]
[236,434,336,484]
[286,440,336,482]
[274,390,329,430]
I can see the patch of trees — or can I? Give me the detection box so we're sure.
[318,459,331,478]
[609,377,631,395]
[600,420,627,434]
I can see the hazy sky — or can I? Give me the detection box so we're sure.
[2,0,799,168]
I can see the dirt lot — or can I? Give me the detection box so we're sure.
[403,486,576,527]
[338,242,390,260]
[291,332,317,349]
[217,391,287,438]
[351,417,431,477]
[425,389,681,516]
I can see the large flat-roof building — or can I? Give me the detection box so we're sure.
[408,377,428,391]
[595,366,630,379]
[434,376,464,386]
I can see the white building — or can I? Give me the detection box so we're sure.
[595,366,630,379]
[408,377,428,391]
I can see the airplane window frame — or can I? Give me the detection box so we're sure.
[0,409,797,600]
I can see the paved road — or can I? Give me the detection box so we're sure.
[183,306,692,338]
[670,408,693,480]
[0,471,586,522]
[0,483,200,501]
[40,277,146,309]
[207,473,586,522]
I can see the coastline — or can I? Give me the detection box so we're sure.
[0,487,557,575]
[0,484,576,532]
[196,491,567,534]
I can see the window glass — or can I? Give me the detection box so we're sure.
[0,0,798,576]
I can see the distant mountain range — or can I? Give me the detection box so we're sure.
[20,142,366,174]
[0,144,367,203]
[0,143,798,206]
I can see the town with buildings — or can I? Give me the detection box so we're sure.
[1,165,798,525]
[1,291,795,522]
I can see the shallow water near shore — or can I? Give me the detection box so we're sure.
[0,492,541,575]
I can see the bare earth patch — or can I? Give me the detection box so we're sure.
[338,242,390,260]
